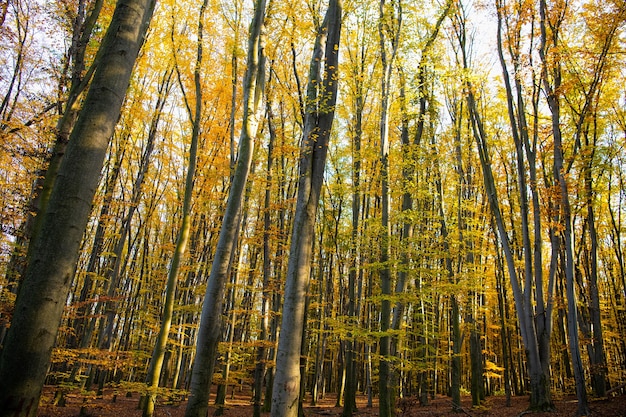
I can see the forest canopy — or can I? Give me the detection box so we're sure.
[0,0,625,416]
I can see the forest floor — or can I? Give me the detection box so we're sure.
[37,386,626,417]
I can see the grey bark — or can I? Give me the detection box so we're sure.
[253,86,277,417]
[3,0,103,300]
[453,5,551,410]
[142,1,206,414]
[0,0,156,414]
[494,0,554,409]
[539,1,589,414]
[270,2,342,415]
[341,29,365,417]
[377,1,401,415]
[184,1,266,416]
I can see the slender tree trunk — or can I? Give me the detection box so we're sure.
[271,2,342,415]
[142,1,206,414]
[0,0,156,414]
[495,249,512,406]
[341,48,363,415]
[585,159,607,397]
[184,2,266,416]
[376,1,401,414]
[253,86,277,417]
[538,1,589,414]
[495,3,555,409]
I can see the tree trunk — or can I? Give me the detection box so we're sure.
[6,0,104,290]
[142,1,206,414]
[270,2,342,415]
[253,85,277,417]
[538,1,589,414]
[495,2,555,409]
[184,2,266,416]
[341,60,362,415]
[0,0,156,414]
[376,1,401,415]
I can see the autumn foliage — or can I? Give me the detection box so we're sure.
[1,0,626,416]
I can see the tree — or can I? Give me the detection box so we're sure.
[184,1,266,416]
[494,0,555,409]
[452,1,555,410]
[376,1,401,415]
[142,0,207,414]
[271,1,342,415]
[0,0,156,414]
[538,0,589,413]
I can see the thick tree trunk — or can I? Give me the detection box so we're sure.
[0,0,156,414]
[270,3,341,415]
[2,0,103,313]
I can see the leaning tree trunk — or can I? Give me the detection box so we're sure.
[142,1,206,415]
[270,2,342,416]
[0,0,156,415]
[183,2,266,417]
[2,0,103,310]
[495,3,555,407]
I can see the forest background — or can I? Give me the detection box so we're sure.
[0,0,625,416]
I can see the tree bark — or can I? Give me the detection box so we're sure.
[454,4,553,408]
[376,1,401,414]
[538,1,589,414]
[494,1,554,409]
[0,0,156,414]
[271,2,342,415]
[142,1,206,414]
[341,31,365,416]
[184,2,266,416]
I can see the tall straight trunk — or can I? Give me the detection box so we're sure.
[184,2,266,416]
[253,88,277,417]
[270,2,342,415]
[538,1,589,414]
[433,122,460,410]
[491,241,512,405]
[571,9,621,398]
[392,0,451,355]
[584,152,607,397]
[142,1,206,414]
[377,1,401,415]
[468,298,484,406]
[341,35,365,417]
[0,0,156,414]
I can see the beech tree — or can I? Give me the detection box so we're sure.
[271,1,342,415]
[142,0,209,414]
[1,0,626,414]
[0,0,156,414]
[452,2,555,410]
[184,1,266,416]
